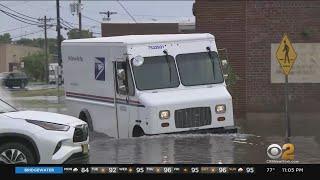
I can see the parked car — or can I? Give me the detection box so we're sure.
[0,99,89,164]
[49,63,58,84]
[0,71,28,89]
[49,63,64,85]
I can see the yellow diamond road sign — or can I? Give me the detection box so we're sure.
[275,34,297,75]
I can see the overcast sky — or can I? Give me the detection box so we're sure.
[0,0,195,40]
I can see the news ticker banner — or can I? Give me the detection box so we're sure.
[0,165,320,176]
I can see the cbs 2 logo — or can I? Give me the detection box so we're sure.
[267,144,294,160]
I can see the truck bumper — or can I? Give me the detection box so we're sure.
[146,126,238,136]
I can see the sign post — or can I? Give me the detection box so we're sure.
[275,34,297,142]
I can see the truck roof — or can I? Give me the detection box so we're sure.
[62,33,214,45]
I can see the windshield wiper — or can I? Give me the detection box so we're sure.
[206,47,215,80]
[163,50,172,82]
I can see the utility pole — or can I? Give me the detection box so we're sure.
[78,0,82,33]
[99,11,117,22]
[70,0,83,38]
[56,0,62,104]
[44,16,48,84]
[38,16,54,84]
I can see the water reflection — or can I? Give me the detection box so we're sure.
[88,130,320,164]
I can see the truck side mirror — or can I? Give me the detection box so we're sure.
[221,59,229,79]
[132,56,144,67]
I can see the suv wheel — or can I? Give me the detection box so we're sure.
[0,143,35,164]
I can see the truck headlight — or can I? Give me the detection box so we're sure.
[215,104,226,114]
[26,120,70,131]
[159,110,170,120]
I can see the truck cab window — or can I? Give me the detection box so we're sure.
[126,60,135,96]
[176,52,224,86]
[132,55,179,90]
[115,61,135,96]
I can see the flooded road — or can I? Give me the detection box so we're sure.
[2,89,320,164]
[88,129,320,164]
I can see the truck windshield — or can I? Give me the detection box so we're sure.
[176,52,224,86]
[132,55,180,90]
[0,99,16,113]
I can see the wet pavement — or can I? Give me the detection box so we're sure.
[1,83,58,91]
[1,87,320,164]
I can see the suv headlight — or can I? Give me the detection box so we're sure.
[215,104,226,114]
[159,110,170,120]
[26,120,70,131]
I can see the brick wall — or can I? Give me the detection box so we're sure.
[195,0,320,116]
[102,23,179,37]
[195,1,247,117]
[246,1,320,112]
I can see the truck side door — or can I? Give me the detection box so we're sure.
[115,60,135,138]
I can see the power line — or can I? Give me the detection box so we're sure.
[59,18,74,30]
[0,25,31,34]
[0,9,42,24]
[60,18,75,28]
[11,29,44,40]
[116,0,137,23]
[60,21,73,30]
[0,10,42,26]
[116,12,192,18]
[0,9,69,32]
[0,3,38,20]
[82,14,102,24]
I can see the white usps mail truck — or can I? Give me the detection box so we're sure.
[62,33,236,138]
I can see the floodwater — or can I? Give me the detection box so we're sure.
[2,87,320,164]
[88,114,320,164]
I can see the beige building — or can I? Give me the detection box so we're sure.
[0,44,42,73]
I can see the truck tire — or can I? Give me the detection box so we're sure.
[79,110,93,132]
[20,81,25,89]
[0,142,35,164]
[132,126,145,137]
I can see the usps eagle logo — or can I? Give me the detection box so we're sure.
[95,57,105,81]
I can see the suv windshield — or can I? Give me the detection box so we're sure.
[132,55,179,90]
[0,99,16,113]
[176,52,224,86]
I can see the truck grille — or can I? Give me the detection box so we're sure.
[73,124,89,142]
[174,107,212,128]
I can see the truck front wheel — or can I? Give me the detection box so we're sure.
[79,110,93,132]
[132,126,145,137]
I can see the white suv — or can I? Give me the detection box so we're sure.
[0,99,89,164]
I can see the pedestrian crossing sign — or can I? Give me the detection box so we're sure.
[275,34,298,75]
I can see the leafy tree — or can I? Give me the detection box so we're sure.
[15,38,59,55]
[67,28,93,39]
[225,64,238,91]
[22,53,46,81]
[0,33,12,43]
